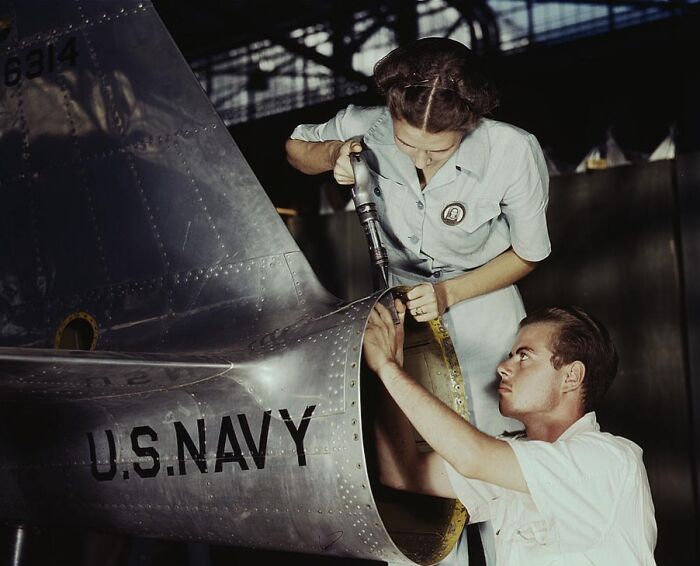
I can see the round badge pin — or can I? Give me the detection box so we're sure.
[441,203,466,226]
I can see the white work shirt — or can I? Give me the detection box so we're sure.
[291,105,551,282]
[445,413,658,566]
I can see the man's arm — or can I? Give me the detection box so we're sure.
[374,382,457,498]
[364,302,529,493]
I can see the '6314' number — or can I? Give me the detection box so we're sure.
[4,36,78,87]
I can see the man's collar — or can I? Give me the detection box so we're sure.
[558,412,600,441]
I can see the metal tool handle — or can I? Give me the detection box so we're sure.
[349,150,390,291]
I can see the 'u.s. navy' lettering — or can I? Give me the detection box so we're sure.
[175,419,207,474]
[87,430,117,481]
[131,426,160,478]
[238,410,271,469]
[87,405,317,482]
[215,416,249,472]
[280,405,316,466]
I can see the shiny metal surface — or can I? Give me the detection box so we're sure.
[0,0,333,351]
[0,2,468,564]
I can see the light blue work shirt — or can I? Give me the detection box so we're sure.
[290,105,551,283]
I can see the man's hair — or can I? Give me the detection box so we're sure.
[520,306,619,412]
[373,37,499,134]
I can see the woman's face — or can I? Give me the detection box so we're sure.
[392,119,463,171]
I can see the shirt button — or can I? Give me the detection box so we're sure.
[432,270,442,278]
[408,235,419,244]
[374,187,381,197]
[416,201,424,210]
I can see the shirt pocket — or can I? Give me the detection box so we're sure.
[439,200,502,255]
[371,172,410,235]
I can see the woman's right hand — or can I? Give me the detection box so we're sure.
[332,140,363,185]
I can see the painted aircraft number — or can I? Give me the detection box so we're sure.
[4,36,78,87]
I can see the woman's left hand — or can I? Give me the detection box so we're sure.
[405,283,448,322]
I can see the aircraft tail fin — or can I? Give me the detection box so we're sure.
[0,1,335,351]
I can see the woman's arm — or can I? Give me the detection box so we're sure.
[285,138,361,184]
[285,138,343,174]
[442,248,537,307]
[406,248,538,322]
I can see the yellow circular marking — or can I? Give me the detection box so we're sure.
[54,312,99,351]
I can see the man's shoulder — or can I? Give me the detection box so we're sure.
[507,426,644,479]
[565,429,645,475]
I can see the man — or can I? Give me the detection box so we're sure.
[363,301,657,566]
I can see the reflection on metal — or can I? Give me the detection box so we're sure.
[0,2,468,564]
[54,312,99,351]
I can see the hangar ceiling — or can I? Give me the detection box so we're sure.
[151,0,697,126]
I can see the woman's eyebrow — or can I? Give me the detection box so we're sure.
[394,134,415,148]
[394,135,454,152]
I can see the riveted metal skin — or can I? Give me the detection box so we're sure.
[0,2,468,564]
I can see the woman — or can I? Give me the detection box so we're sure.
[286,37,550,565]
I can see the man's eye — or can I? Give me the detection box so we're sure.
[518,352,529,361]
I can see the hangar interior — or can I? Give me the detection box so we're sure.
[1,1,699,565]
[158,1,700,564]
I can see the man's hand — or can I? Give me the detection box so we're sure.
[363,299,406,375]
[332,140,363,185]
[406,282,448,322]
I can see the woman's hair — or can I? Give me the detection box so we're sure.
[373,37,499,134]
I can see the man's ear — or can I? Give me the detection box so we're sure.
[562,361,585,393]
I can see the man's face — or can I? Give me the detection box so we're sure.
[496,322,566,420]
[392,119,462,171]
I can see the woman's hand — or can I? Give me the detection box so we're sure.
[332,140,363,185]
[406,283,448,322]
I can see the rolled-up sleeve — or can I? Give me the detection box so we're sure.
[290,104,381,143]
[506,435,633,552]
[500,134,551,262]
[443,459,504,524]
